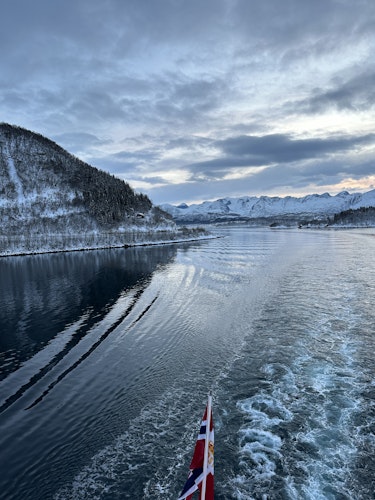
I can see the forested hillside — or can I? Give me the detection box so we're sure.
[0,124,204,255]
[330,206,375,226]
[0,123,165,232]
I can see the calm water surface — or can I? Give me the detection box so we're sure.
[0,227,374,499]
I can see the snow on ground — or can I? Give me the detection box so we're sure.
[0,229,215,257]
[3,145,25,203]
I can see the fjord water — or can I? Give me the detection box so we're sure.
[0,227,374,499]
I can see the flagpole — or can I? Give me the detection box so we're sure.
[201,393,212,500]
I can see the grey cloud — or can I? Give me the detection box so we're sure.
[219,134,375,162]
[188,157,266,180]
[149,156,373,205]
[277,159,374,189]
[147,167,306,205]
[186,133,375,180]
[1,1,113,53]
[1,0,227,77]
[165,136,213,150]
[2,0,375,204]
[91,157,140,175]
[0,91,28,108]
[111,149,161,163]
[229,0,375,65]
[297,71,375,113]
[67,92,127,123]
[90,147,163,175]
[27,70,229,134]
[52,132,112,156]
[140,176,168,184]
[4,0,372,57]
[3,0,374,83]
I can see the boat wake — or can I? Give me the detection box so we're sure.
[226,309,374,499]
[54,388,210,500]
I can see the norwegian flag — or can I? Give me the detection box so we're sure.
[178,396,214,500]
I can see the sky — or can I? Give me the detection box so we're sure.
[2,0,375,205]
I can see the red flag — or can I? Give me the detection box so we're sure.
[178,397,214,500]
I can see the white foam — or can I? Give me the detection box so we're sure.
[54,389,208,500]
[238,394,293,427]
[232,393,289,495]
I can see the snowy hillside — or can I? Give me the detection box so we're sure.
[0,124,207,255]
[161,190,375,224]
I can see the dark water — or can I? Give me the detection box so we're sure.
[0,227,374,499]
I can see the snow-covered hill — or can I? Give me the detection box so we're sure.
[161,190,375,224]
[0,124,208,255]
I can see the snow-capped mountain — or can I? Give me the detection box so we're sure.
[0,123,206,256]
[161,190,375,224]
[0,123,173,233]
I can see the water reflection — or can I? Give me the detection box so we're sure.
[0,245,178,381]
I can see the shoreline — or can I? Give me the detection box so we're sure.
[0,233,219,258]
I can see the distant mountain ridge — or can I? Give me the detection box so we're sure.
[161,190,375,225]
[0,123,208,255]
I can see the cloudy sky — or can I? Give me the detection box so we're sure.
[2,0,375,205]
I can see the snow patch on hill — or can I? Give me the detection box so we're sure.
[3,144,25,203]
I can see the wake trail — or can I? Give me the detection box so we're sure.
[0,287,160,413]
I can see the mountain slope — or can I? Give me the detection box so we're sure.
[161,190,375,224]
[0,124,209,255]
[0,123,170,235]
